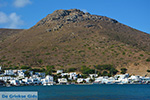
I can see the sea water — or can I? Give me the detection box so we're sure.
[0,84,150,100]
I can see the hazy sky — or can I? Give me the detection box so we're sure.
[0,0,149,33]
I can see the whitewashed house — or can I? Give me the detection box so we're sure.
[89,74,98,79]
[9,80,20,86]
[114,73,129,80]
[103,77,115,84]
[10,80,20,86]
[57,70,63,74]
[69,72,77,80]
[41,75,53,85]
[94,77,104,83]
[22,77,32,85]
[29,75,41,84]
[4,70,14,76]
[35,72,45,78]
[114,73,130,84]
[61,73,69,77]
[0,76,16,82]
[58,78,68,84]
[94,76,108,84]
[128,75,141,83]
[17,72,25,79]
[84,77,91,83]
[77,78,84,83]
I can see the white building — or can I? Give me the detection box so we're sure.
[57,70,63,74]
[94,77,104,83]
[4,70,14,76]
[89,74,98,79]
[9,80,20,86]
[17,72,25,79]
[114,73,129,80]
[35,72,45,78]
[77,78,84,83]
[41,75,53,85]
[69,72,77,80]
[0,76,16,82]
[61,73,69,77]
[84,77,91,83]
[22,77,32,85]
[58,78,68,84]
[128,75,141,83]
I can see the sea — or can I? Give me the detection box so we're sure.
[0,84,150,100]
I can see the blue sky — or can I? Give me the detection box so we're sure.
[0,0,149,34]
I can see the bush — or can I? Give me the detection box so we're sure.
[31,68,43,72]
[45,53,50,55]
[38,59,43,64]
[95,64,118,76]
[146,58,150,62]
[67,68,77,72]
[46,65,55,75]
[147,70,150,72]
[80,65,95,75]
[102,71,108,76]
[24,71,30,77]
[121,68,127,74]
[109,68,118,75]
[14,66,19,69]
[140,54,144,57]
[20,65,30,69]
[95,64,114,70]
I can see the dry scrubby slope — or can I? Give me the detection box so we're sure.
[0,28,23,41]
[0,9,150,75]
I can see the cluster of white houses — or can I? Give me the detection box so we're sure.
[0,66,150,86]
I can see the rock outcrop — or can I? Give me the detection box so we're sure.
[35,9,118,27]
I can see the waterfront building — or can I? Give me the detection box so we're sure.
[58,78,68,84]
[69,72,77,80]
[89,74,98,79]
[9,80,20,86]
[77,78,84,83]
[41,75,53,85]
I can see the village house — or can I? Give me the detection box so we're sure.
[57,70,63,74]
[41,75,53,85]
[89,74,98,79]
[77,78,84,83]
[69,72,77,80]
[4,70,14,76]
[58,78,68,84]
[35,72,45,78]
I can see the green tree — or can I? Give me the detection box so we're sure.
[102,71,108,76]
[38,59,43,64]
[20,65,30,69]
[46,65,55,75]
[24,71,30,77]
[147,70,150,72]
[80,65,95,75]
[67,68,77,72]
[121,68,127,74]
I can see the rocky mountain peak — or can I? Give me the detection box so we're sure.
[35,9,118,27]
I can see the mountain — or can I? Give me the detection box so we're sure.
[0,9,150,75]
[0,28,23,41]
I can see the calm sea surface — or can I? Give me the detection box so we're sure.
[0,84,150,100]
